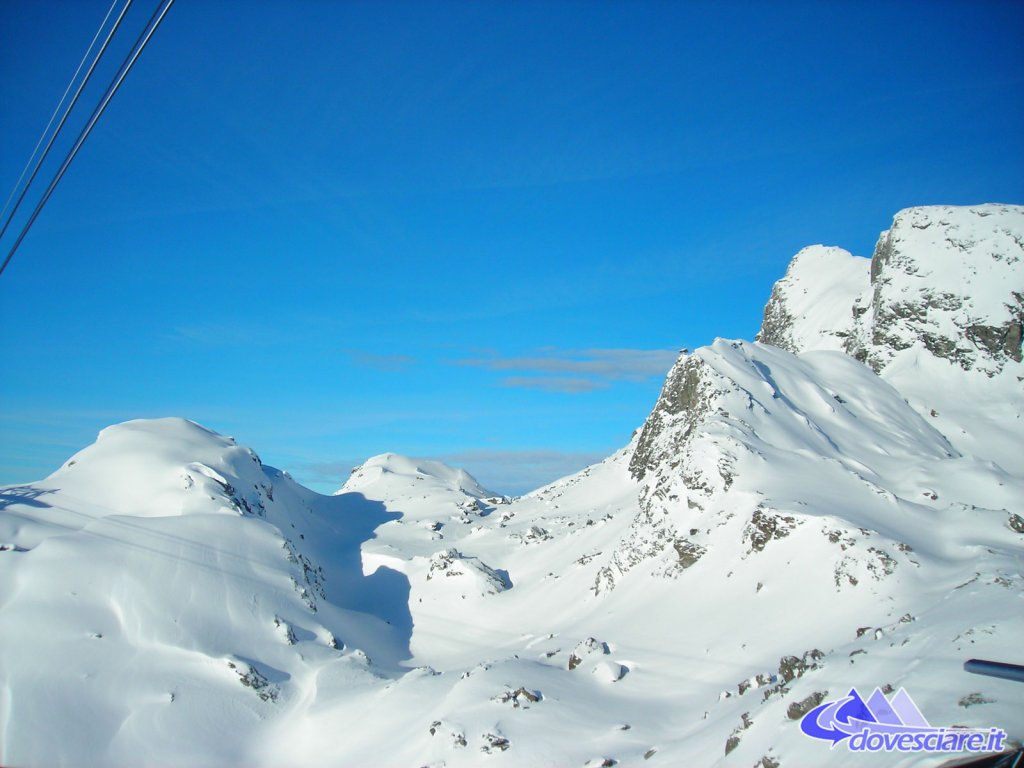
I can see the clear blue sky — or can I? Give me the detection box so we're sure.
[1,0,1022,494]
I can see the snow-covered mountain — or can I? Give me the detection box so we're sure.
[1,204,1021,767]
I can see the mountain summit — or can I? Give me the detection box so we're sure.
[758,204,1023,374]
[1,204,1021,767]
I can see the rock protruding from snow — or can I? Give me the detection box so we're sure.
[424,548,511,595]
[757,204,1024,376]
[568,637,610,670]
[848,204,1024,375]
[756,245,870,354]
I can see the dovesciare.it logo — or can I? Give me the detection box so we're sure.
[800,687,1007,754]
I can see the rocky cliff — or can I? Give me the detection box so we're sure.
[624,205,1022,590]
[758,204,1024,374]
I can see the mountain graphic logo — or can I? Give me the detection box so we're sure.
[800,687,1007,754]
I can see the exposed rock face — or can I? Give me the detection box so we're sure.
[758,204,1024,375]
[629,353,722,484]
[602,351,733,588]
[849,206,1024,374]
[752,204,1024,474]
[605,204,1023,592]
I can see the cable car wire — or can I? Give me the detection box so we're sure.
[0,0,135,247]
[0,0,175,278]
[0,0,122,226]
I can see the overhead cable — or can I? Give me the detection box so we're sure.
[0,0,122,225]
[0,0,175,278]
[0,0,135,246]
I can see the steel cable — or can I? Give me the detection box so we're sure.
[0,0,122,225]
[0,0,135,246]
[0,0,175,278]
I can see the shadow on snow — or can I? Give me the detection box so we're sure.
[306,491,414,666]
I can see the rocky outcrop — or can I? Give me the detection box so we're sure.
[424,548,511,595]
[567,637,610,670]
[601,207,1024,593]
[629,352,723,485]
[757,205,1024,376]
[851,206,1024,374]
[597,349,737,589]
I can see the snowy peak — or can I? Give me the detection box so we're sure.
[24,417,276,523]
[756,245,870,354]
[340,453,498,503]
[0,419,419,766]
[751,204,1024,471]
[619,204,1024,600]
[618,338,1018,585]
[758,204,1024,376]
[630,339,960,488]
[851,203,1024,375]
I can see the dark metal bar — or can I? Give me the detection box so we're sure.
[964,659,1024,684]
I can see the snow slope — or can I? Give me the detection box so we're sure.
[0,419,411,765]
[1,204,1022,767]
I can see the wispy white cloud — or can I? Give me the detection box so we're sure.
[455,347,680,393]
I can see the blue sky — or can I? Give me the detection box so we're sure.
[1,0,1022,494]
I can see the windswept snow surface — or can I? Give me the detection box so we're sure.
[1,204,1022,767]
